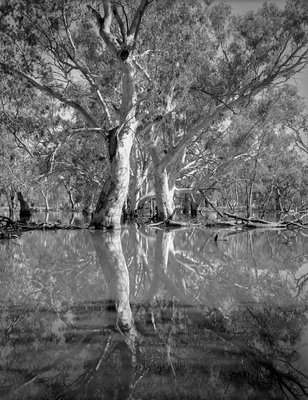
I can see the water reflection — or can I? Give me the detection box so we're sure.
[0,227,307,399]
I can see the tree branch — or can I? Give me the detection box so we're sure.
[128,0,152,45]
[87,3,120,56]
[112,6,127,44]
[0,62,98,128]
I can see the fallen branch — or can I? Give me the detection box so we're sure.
[223,212,272,224]
[199,191,224,218]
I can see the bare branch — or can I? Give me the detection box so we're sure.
[112,6,127,44]
[0,62,98,128]
[62,6,76,54]
[121,5,129,33]
[87,3,120,56]
[128,0,151,44]
[133,59,152,83]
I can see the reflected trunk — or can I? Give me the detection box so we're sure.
[91,230,138,398]
[91,230,137,337]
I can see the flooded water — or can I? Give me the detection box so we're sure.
[0,225,307,399]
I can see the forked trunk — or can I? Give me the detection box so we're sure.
[92,61,138,229]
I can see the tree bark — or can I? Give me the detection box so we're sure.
[16,191,31,220]
[151,144,175,220]
[275,185,283,213]
[130,146,150,214]
[68,189,75,211]
[92,61,138,229]
[4,189,15,219]
[41,189,50,212]
[151,144,185,221]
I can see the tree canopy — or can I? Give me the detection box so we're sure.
[0,0,308,224]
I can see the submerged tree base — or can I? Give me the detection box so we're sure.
[1,209,308,240]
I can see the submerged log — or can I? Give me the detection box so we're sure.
[223,212,286,228]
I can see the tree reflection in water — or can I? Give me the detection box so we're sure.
[0,227,307,399]
[90,230,138,400]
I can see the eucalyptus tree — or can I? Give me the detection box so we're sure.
[135,0,308,220]
[0,0,152,228]
[0,71,100,212]
[2,0,308,226]
[0,74,36,214]
[206,85,308,215]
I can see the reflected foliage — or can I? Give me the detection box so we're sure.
[0,227,307,399]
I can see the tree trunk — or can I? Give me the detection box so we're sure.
[275,186,283,212]
[153,164,175,221]
[41,189,50,212]
[82,192,94,215]
[92,126,136,228]
[183,193,190,215]
[68,189,75,211]
[151,141,186,221]
[130,146,150,215]
[92,61,138,229]
[151,145,179,221]
[44,211,50,224]
[190,195,198,218]
[246,182,254,218]
[4,189,14,219]
[16,191,31,220]
[130,147,143,215]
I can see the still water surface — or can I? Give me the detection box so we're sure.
[0,224,308,399]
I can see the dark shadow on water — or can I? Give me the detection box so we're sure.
[0,226,307,399]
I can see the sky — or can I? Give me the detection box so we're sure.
[222,0,308,107]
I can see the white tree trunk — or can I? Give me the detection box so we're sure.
[92,61,138,228]
[91,230,137,343]
[130,146,143,213]
[153,164,175,220]
[150,145,174,220]
[151,145,185,221]
[41,190,50,212]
